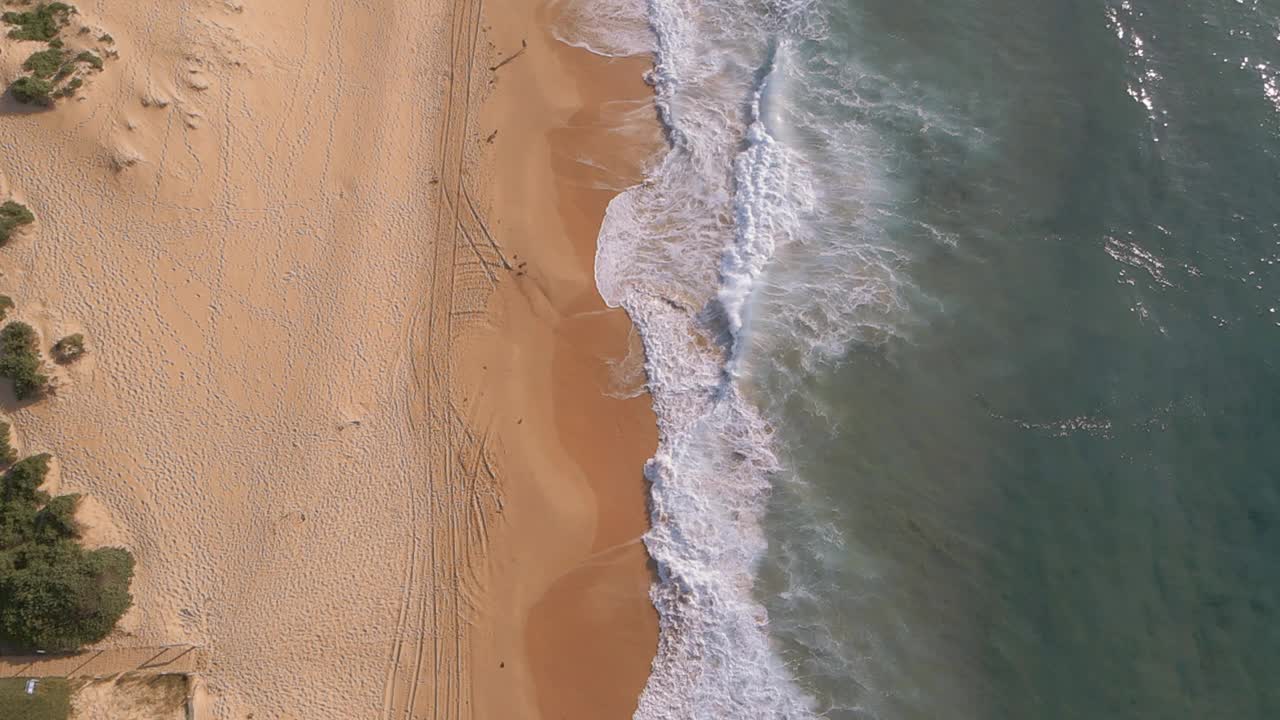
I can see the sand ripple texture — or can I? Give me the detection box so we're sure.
[0,0,509,717]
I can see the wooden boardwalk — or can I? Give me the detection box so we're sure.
[0,645,205,678]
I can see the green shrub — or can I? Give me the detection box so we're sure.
[47,36,62,49]
[1,3,75,42]
[23,48,66,78]
[0,202,34,245]
[0,498,37,549]
[52,76,81,98]
[0,297,13,323]
[0,540,134,651]
[51,334,84,363]
[0,323,48,400]
[3,453,51,506]
[0,350,46,399]
[34,493,79,541]
[0,454,50,549]
[97,33,112,43]
[0,448,133,652]
[0,322,37,355]
[73,50,100,70]
[0,422,15,467]
[11,75,53,105]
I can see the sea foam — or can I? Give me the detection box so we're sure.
[580,0,824,716]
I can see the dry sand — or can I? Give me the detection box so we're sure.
[0,0,659,717]
[71,675,189,720]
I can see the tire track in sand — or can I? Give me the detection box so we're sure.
[380,0,501,714]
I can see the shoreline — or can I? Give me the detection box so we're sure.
[0,0,660,716]
[469,0,663,716]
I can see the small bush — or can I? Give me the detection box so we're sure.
[23,48,66,79]
[53,76,81,98]
[2,453,51,505]
[34,493,80,541]
[1,322,38,356]
[0,297,14,323]
[73,49,101,70]
[0,322,48,400]
[0,540,135,651]
[0,448,135,652]
[98,33,112,43]
[51,334,84,363]
[0,352,46,400]
[1,3,75,42]
[0,202,35,246]
[0,422,15,467]
[11,75,53,105]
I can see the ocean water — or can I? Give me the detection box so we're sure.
[560,0,1280,717]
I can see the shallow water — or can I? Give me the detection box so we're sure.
[569,0,1280,715]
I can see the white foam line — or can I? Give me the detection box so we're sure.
[587,0,822,715]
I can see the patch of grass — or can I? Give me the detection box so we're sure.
[10,75,53,105]
[1,3,75,43]
[0,678,71,720]
[97,32,111,43]
[23,48,67,79]
[0,322,48,400]
[0,202,35,245]
[51,334,84,363]
[0,296,13,322]
[73,49,100,70]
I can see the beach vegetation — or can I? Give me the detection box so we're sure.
[23,48,67,79]
[0,452,133,652]
[0,322,39,355]
[51,334,84,363]
[52,76,81,98]
[73,49,100,70]
[0,422,15,466]
[1,3,75,42]
[0,202,34,245]
[0,298,13,323]
[12,47,103,105]
[10,75,53,105]
[97,32,111,43]
[3,453,51,503]
[0,322,48,400]
[34,493,80,541]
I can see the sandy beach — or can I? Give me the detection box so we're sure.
[0,0,658,717]
[469,0,662,716]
